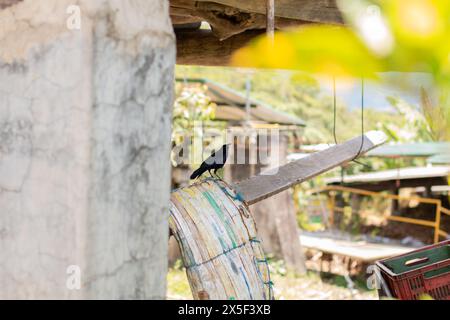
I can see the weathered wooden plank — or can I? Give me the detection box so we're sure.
[300,234,414,262]
[173,2,311,41]
[233,131,388,205]
[192,0,344,24]
[170,7,203,25]
[176,29,264,66]
[170,0,342,40]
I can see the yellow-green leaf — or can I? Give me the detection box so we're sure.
[231,26,382,78]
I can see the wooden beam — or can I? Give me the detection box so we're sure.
[171,16,202,24]
[170,7,203,25]
[233,131,388,205]
[175,18,310,66]
[191,0,344,24]
[176,29,264,66]
[331,177,446,192]
[170,0,197,10]
[173,22,202,30]
[171,1,311,40]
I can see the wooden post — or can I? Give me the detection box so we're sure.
[266,0,275,40]
[249,135,306,274]
[329,191,336,228]
[434,202,442,244]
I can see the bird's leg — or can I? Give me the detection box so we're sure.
[208,169,213,178]
[213,169,221,180]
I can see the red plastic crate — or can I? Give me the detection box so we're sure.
[376,240,450,300]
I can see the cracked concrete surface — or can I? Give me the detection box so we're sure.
[0,0,175,299]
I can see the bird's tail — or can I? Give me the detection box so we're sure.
[190,167,202,180]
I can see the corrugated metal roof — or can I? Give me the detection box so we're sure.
[427,153,450,165]
[325,166,450,184]
[175,78,306,126]
[366,142,450,157]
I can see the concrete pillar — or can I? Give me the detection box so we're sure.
[0,0,175,299]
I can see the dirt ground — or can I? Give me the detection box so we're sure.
[166,261,378,300]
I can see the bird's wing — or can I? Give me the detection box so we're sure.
[205,146,227,165]
[204,152,216,165]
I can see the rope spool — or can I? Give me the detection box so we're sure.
[169,178,273,300]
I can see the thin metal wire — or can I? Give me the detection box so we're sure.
[332,77,348,183]
[333,77,338,145]
[352,78,370,168]
[253,255,274,299]
[332,77,369,169]
[356,77,365,157]
[184,241,248,269]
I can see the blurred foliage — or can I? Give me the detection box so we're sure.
[166,260,193,299]
[419,88,449,141]
[383,96,434,142]
[383,88,449,142]
[232,26,381,79]
[267,258,288,277]
[172,82,216,143]
[176,66,403,145]
[231,0,450,140]
[171,83,216,167]
[176,65,430,175]
[293,186,328,232]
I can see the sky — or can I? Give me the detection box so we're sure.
[320,72,434,112]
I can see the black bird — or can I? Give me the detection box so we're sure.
[190,144,231,179]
